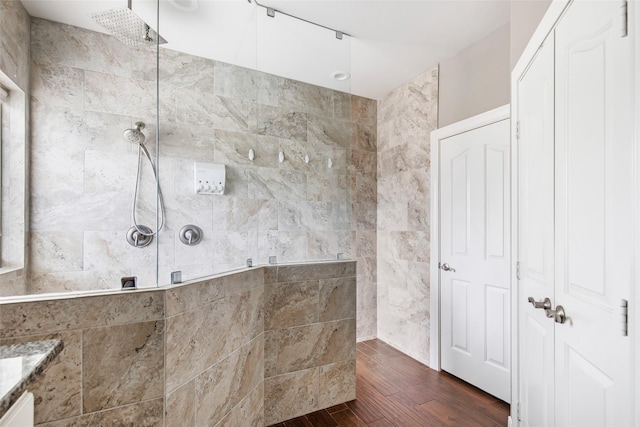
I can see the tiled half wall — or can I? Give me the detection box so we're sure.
[0,261,356,426]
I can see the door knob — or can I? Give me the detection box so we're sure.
[527,297,552,310]
[545,305,566,324]
[440,263,456,272]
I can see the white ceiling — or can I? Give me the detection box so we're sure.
[20,0,510,100]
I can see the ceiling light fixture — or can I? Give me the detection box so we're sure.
[331,71,351,81]
[168,0,199,12]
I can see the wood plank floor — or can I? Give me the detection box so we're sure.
[268,339,510,427]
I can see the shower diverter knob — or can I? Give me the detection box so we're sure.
[179,225,203,246]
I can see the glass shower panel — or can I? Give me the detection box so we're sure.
[156,1,259,285]
[23,0,164,294]
[253,9,353,265]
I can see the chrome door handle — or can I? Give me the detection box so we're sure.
[545,305,566,324]
[440,263,456,272]
[528,297,552,310]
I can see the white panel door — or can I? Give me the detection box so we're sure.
[440,119,511,402]
[554,1,634,425]
[517,36,556,427]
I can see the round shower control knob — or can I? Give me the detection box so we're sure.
[179,225,203,246]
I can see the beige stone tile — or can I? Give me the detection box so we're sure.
[279,79,333,118]
[29,232,84,274]
[351,149,376,178]
[155,121,216,162]
[264,330,278,379]
[31,18,132,78]
[166,380,195,427]
[257,104,307,141]
[0,330,81,424]
[0,0,29,90]
[165,283,200,317]
[31,61,85,112]
[276,319,356,374]
[264,280,319,330]
[389,230,429,263]
[354,175,377,205]
[214,129,277,168]
[249,286,264,339]
[195,335,263,426]
[82,320,164,412]
[306,230,353,261]
[264,266,277,284]
[0,291,164,338]
[408,198,430,231]
[351,96,377,128]
[353,202,376,230]
[198,268,264,304]
[37,398,163,427]
[247,167,307,201]
[277,261,356,283]
[319,359,356,409]
[319,277,356,322]
[307,114,350,149]
[357,308,377,340]
[356,230,377,258]
[165,292,251,392]
[264,368,319,425]
[353,124,377,152]
[333,91,351,120]
[174,89,254,133]
[214,61,280,106]
[257,230,308,264]
[216,382,264,427]
[140,48,215,90]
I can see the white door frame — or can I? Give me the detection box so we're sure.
[429,104,510,371]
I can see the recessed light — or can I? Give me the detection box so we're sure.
[168,0,199,12]
[331,71,351,81]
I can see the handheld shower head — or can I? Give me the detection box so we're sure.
[123,122,146,144]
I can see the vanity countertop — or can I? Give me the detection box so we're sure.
[0,339,63,418]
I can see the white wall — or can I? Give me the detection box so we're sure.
[510,0,553,69]
[438,24,510,128]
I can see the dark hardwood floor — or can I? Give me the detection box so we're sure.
[269,339,510,427]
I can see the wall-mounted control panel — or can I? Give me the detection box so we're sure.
[194,162,225,195]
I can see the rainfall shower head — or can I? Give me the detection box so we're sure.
[90,0,167,49]
[124,122,146,144]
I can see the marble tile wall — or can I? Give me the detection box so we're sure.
[376,66,438,365]
[25,18,376,343]
[164,268,265,427]
[0,261,356,426]
[0,0,29,91]
[263,262,356,425]
[0,290,166,425]
[0,0,30,295]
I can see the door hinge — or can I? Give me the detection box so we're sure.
[516,121,521,140]
[517,402,521,421]
[621,0,628,37]
[516,261,521,280]
[621,299,628,336]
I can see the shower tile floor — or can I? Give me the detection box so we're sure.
[268,339,509,427]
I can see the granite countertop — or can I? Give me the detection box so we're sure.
[0,339,63,418]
